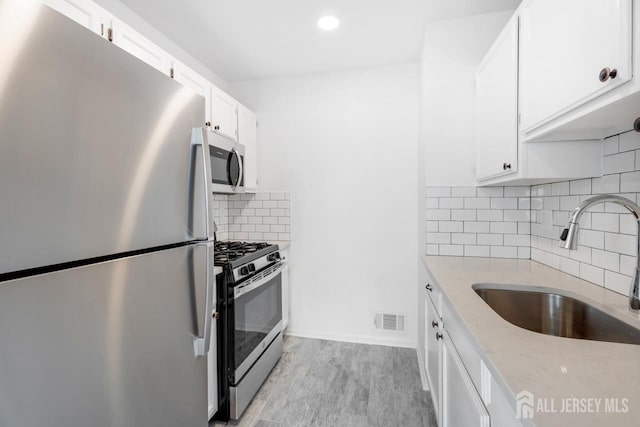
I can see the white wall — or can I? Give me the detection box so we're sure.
[230,63,419,348]
[93,0,227,90]
[422,10,514,187]
[417,10,514,385]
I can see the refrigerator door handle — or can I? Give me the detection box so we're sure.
[193,242,214,357]
[191,127,213,240]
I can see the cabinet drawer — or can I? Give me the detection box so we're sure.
[424,272,442,319]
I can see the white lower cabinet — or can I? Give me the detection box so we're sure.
[423,278,520,427]
[42,0,107,36]
[442,331,490,427]
[425,294,442,423]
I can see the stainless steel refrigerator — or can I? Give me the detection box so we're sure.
[0,3,216,426]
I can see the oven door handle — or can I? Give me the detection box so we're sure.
[234,262,285,299]
[193,242,215,357]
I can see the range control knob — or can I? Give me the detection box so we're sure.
[240,266,249,275]
[267,252,281,262]
[247,263,256,273]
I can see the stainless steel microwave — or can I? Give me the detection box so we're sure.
[209,133,245,193]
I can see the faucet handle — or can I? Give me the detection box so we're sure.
[560,228,569,241]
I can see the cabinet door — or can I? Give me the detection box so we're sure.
[520,0,633,132]
[172,61,212,125]
[476,17,518,180]
[109,18,171,75]
[43,0,106,36]
[424,295,442,424]
[211,86,238,141]
[239,106,258,191]
[442,332,490,427]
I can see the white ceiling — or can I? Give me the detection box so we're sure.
[117,0,521,82]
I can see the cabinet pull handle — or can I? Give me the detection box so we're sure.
[436,332,443,340]
[425,284,433,292]
[599,67,617,82]
[503,162,512,170]
[432,320,439,328]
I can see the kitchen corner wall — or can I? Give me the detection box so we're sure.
[426,130,640,298]
[212,192,291,243]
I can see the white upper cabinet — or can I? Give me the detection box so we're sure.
[239,105,258,191]
[520,0,634,140]
[476,16,519,181]
[211,86,238,141]
[171,60,212,125]
[109,18,172,75]
[42,0,107,36]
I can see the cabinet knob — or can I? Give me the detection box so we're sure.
[599,67,617,82]
[634,117,640,133]
[425,284,433,292]
[436,332,443,340]
[214,125,220,130]
[432,320,439,328]
[503,162,512,170]
[205,121,211,127]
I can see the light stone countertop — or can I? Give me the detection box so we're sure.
[214,266,223,276]
[423,256,640,427]
[268,240,290,250]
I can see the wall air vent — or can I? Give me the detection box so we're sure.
[374,312,405,331]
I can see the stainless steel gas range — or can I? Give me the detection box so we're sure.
[212,241,285,421]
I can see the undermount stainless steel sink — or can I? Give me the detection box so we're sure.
[473,285,640,345]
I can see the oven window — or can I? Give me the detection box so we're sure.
[234,273,282,371]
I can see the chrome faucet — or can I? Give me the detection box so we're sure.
[560,194,640,315]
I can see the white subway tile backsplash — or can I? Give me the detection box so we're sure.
[452,233,476,245]
[477,187,503,197]
[603,151,635,174]
[426,198,439,209]
[569,179,592,195]
[604,232,635,256]
[504,234,530,247]
[490,222,517,234]
[465,246,490,257]
[477,234,503,246]
[603,135,619,155]
[439,198,464,209]
[464,198,490,209]
[591,248,619,272]
[476,210,503,221]
[427,221,439,232]
[464,222,490,233]
[504,186,531,197]
[491,246,518,259]
[439,221,464,233]
[427,187,451,197]
[451,187,477,197]
[604,270,631,295]
[427,209,451,221]
[591,174,620,194]
[620,171,640,193]
[590,213,619,233]
[577,229,604,249]
[439,245,464,256]
[452,209,476,221]
[619,132,640,152]
[551,182,570,196]
[579,263,604,286]
[427,232,450,244]
[491,198,518,210]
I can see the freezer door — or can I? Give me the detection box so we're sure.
[0,244,213,427]
[0,3,210,275]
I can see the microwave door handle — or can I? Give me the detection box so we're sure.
[193,242,214,357]
[231,148,242,191]
[190,128,212,240]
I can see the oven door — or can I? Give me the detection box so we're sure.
[209,135,244,193]
[232,263,283,382]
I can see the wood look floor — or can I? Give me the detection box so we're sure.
[212,336,437,427]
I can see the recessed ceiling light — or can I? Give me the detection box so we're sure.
[317,15,339,31]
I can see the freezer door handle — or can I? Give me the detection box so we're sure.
[193,242,214,357]
[191,127,213,240]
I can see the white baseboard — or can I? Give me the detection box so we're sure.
[416,347,428,391]
[284,329,416,349]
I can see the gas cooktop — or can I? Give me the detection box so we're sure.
[214,241,279,269]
